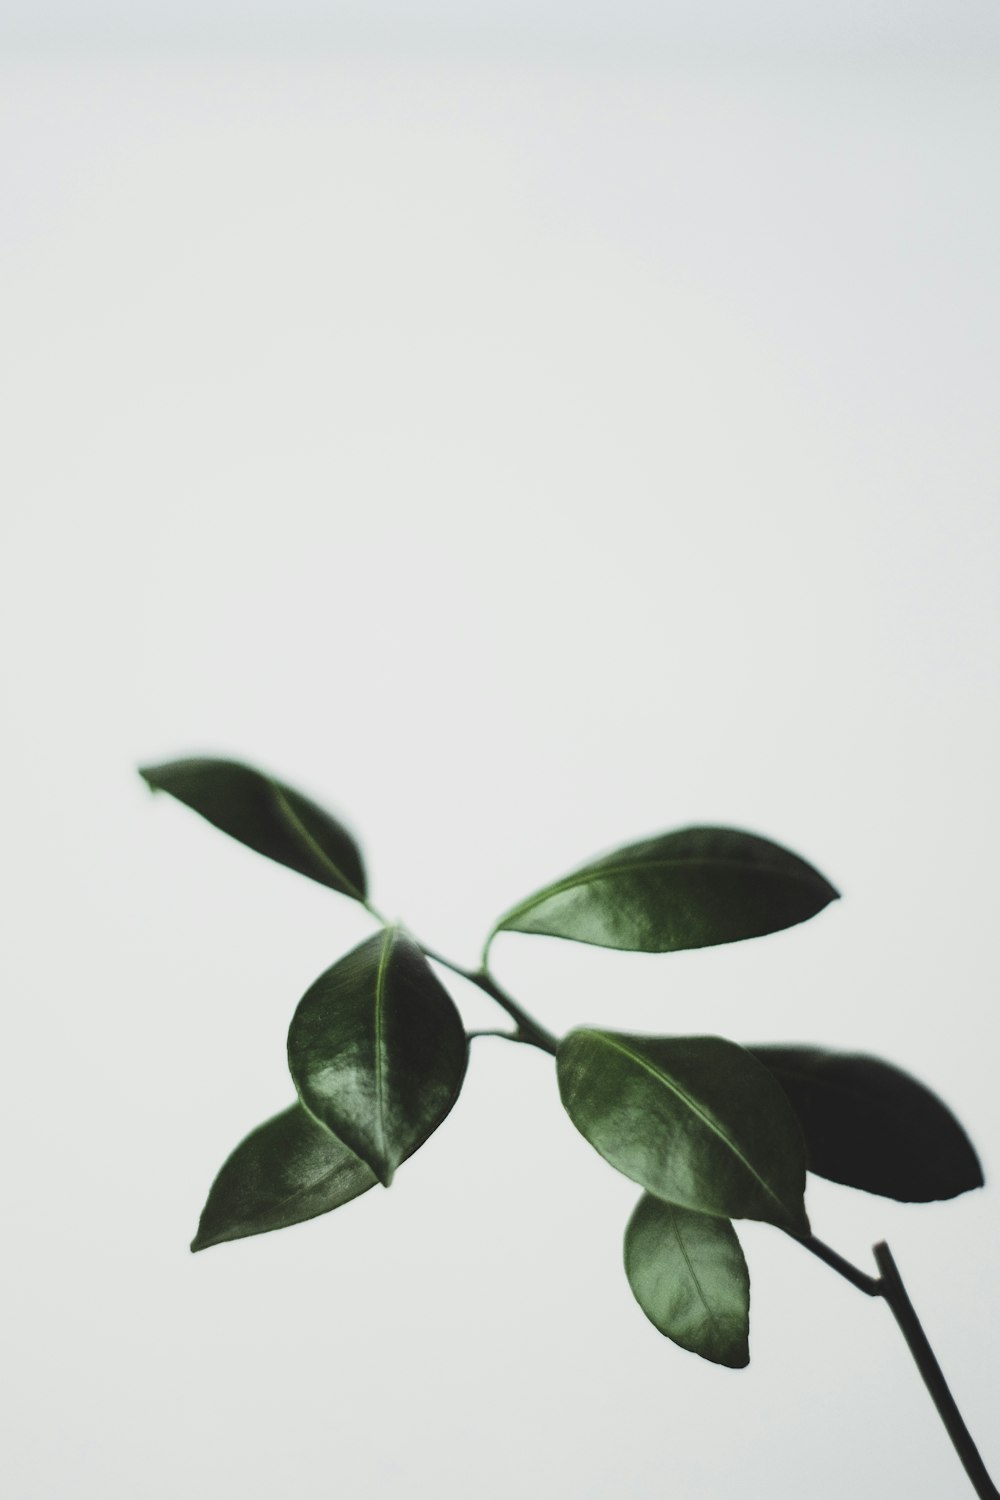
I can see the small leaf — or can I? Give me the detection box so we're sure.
[191,1104,377,1252]
[489,826,837,955]
[139,757,367,900]
[557,1029,809,1234]
[624,1194,750,1368]
[748,1045,984,1202]
[287,928,468,1186]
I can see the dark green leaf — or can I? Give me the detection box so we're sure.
[557,1029,809,1234]
[191,1103,377,1252]
[139,757,367,901]
[287,928,468,1186]
[748,1045,984,1202]
[624,1194,750,1368]
[488,826,837,954]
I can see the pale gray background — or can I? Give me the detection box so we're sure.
[2,3,998,1496]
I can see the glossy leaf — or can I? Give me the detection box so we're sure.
[489,826,837,954]
[557,1029,809,1234]
[191,1103,377,1252]
[287,927,468,1186]
[748,1045,984,1202]
[139,757,367,900]
[624,1194,750,1367]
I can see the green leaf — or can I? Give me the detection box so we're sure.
[624,1194,750,1368]
[488,826,837,955]
[557,1029,809,1234]
[139,757,367,901]
[287,928,468,1186]
[191,1103,377,1252]
[748,1046,984,1203]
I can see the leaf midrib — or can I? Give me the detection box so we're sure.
[200,1150,372,1247]
[497,855,822,931]
[585,1031,794,1225]
[271,782,364,900]
[669,1207,720,1332]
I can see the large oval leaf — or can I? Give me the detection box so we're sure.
[191,1103,377,1252]
[748,1045,984,1202]
[139,757,367,901]
[624,1194,750,1368]
[287,928,468,1186]
[557,1029,809,1234]
[488,826,837,954]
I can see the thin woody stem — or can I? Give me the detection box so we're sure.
[799,1233,881,1295]
[420,946,559,1056]
[801,1234,996,1498]
[420,925,996,1496]
[873,1242,998,1500]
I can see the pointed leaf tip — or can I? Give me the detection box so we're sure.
[139,756,367,900]
[191,1104,379,1251]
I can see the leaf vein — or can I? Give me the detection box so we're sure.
[497,856,822,930]
[669,1209,720,1331]
[270,782,363,900]
[589,1032,792,1223]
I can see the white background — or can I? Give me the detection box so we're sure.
[2,4,999,1496]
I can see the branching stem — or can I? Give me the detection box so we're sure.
[420,947,559,1055]
[801,1235,996,1497]
[418,926,996,1497]
[800,1233,881,1295]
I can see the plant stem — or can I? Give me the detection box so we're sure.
[471,967,560,1055]
[872,1241,998,1500]
[421,928,996,1495]
[800,1233,881,1295]
[419,946,560,1055]
[802,1234,997,1497]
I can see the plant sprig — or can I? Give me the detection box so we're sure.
[140,756,995,1499]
